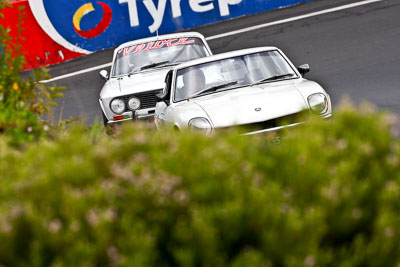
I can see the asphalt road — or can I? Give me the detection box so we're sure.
[22,0,400,124]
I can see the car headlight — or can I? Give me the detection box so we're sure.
[188,117,212,134]
[307,93,328,114]
[110,98,126,114]
[128,97,141,110]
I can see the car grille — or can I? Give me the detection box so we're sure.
[224,111,307,134]
[248,112,302,130]
[123,89,163,110]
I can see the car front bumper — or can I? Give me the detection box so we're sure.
[242,113,332,136]
[104,108,156,124]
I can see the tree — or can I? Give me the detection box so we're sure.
[0,1,63,146]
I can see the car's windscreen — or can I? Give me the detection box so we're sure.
[112,37,209,77]
[174,51,297,102]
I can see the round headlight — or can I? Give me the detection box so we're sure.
[128,97,141,110]
[307,93,328,114]
[110,98,126,114]
[188,117,212,135]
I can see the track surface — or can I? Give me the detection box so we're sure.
[22,0,400,124]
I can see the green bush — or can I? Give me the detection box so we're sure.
[0,2,63,147]
[0,106,400,266]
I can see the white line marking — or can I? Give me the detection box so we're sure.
[206,0,383,40]
[41,0,383,83]
[41,62,112,83]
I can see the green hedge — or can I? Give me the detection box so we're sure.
[0,106,400,266]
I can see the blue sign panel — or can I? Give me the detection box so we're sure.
[29,0,312,53]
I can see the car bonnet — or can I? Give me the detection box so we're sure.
[102,69,169,98]
[188,81,308,128]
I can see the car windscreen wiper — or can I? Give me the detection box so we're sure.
[127,69,141,76]
[140,61,170,71]
[251,73,295,86]
[164,62,182,66]
[188,81,238,99]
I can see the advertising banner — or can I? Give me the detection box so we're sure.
[28,0,312,54]
[0,1,84,70]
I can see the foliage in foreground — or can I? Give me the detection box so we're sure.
[0,1,63,146]
[0,106,400,266]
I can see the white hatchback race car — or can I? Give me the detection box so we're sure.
[155,47,332,135]
[99,32,212,125]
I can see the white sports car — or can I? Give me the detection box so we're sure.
[99,32,212,125]
[155,47,332,135]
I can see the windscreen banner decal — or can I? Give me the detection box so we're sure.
[118,38,195,56]
[28,0,312,53]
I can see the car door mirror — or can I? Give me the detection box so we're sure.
[156,101,168,116]
[298,64,310,77]
[99,70,109,80]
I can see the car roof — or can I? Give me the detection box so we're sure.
[114,32,207,52]
[173,47,280,69]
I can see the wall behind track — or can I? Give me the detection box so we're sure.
[1,0,312,70]
[0,1,83,70]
